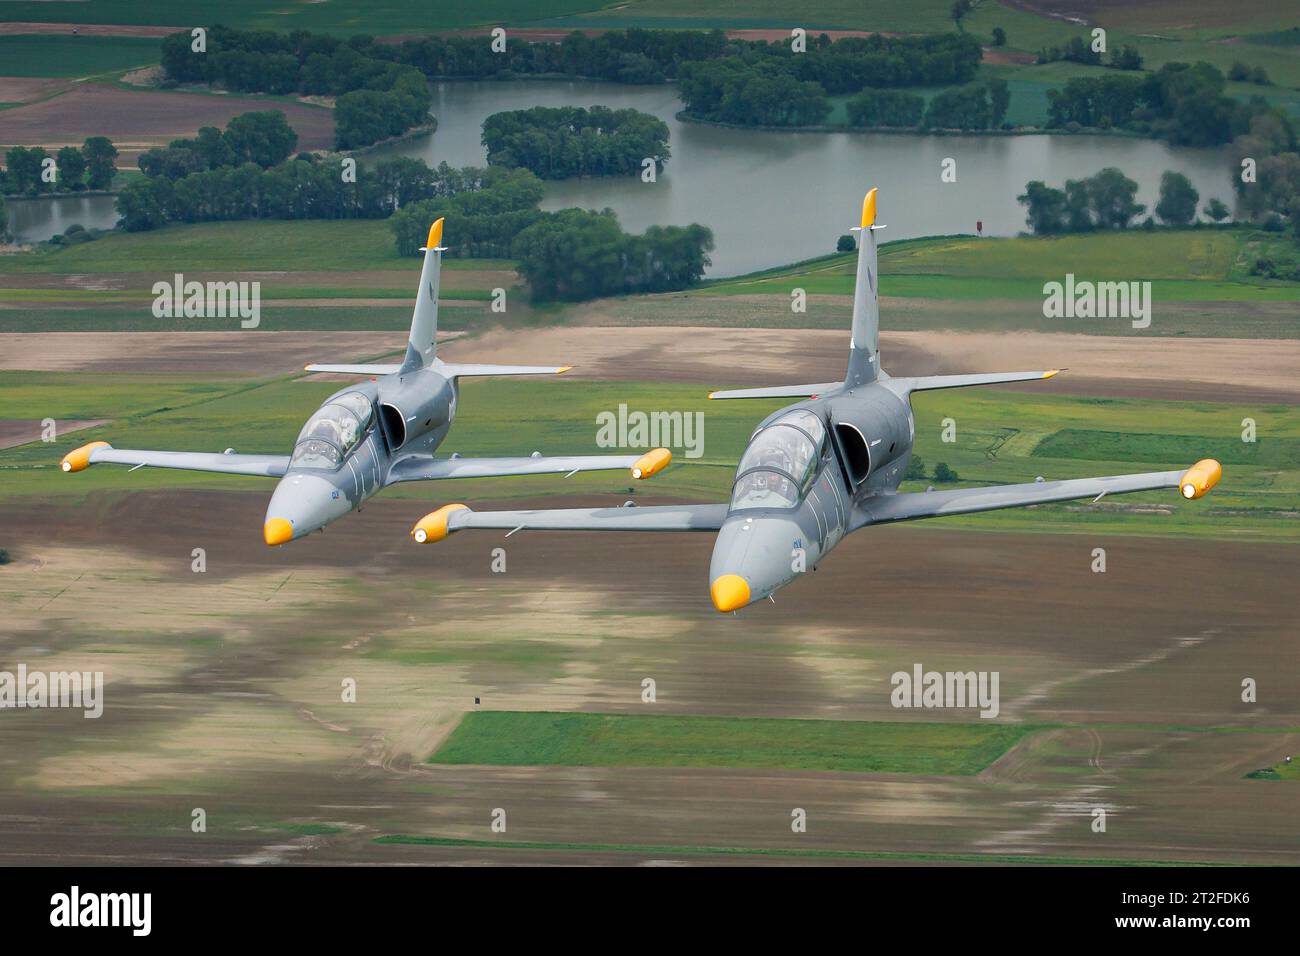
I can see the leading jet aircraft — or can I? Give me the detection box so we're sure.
[59,219,672,544]
[411,189,1223,611]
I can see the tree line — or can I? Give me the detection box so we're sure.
[676,33,982,126]
[160,27,433,150]
[1045,61,1286,147]
[1017,167,1230,235]
[117,151,466,232]
[136,111,298,179]
[481,106,670,179]
[511,209,714,302]
[160,26,983,136]
[1231,108,1300,240]
[847,78,1010,131]
[2,138,118,196]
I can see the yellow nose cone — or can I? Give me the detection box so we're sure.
[710,574,751,613]
[263,518,294,546]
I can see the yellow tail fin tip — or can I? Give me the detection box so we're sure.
[861,188,878,229]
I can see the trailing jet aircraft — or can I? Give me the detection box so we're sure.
[59,219,672,544]
[411,189,1223,612]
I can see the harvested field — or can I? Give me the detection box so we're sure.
[0,83,334,152]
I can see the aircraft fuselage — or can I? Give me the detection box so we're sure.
[708,378,914,609]
[264,366,458,544]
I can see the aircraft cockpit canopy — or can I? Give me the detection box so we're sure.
[730,409,827,510]
[291,392,374,469]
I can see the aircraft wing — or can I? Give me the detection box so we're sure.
[411,502,729,542]
[60,442,289,477]
[853,461,1221,528]
[388,448,673,482]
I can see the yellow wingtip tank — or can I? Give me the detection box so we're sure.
[1178,459,1222,500]
[631,447,672,480]
[60,440,111,473]
[861,187,878,229]
[411,503,469,543]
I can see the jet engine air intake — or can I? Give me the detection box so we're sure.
[835,422,871,484]
[380,403,406,450]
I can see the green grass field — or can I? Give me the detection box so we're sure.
[0,221,411,274]
[7,223,1297,336]
[0,36,161,78]
[3,373,1295,539]
[699,230,1300,326]
[0,0,606,34]
[430,710,1035,773]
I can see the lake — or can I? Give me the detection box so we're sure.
[6,193,119,245]
[13,79,1234,276]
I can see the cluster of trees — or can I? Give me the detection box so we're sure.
[161,26,983,134]
[137,112,298,179]
[159,27,433,149]
[905,456,959,483]
[1230,109,1300,236]
[117,153,477,232]
[397,28,980,96]
[1228,62,1271,86]
[398,28,728,83]
[846,89,925,128]
[676,61,830,126]
[846,77,1008,130]
[922,77,1010,130]
[481,106,670,179]
[1017,167,1233,234]
[2,138,118,195]
[1018,168,1146,234]
[389,165,547,258]
[511,209,713,302]
[1045,61,1284,146]
[676,33,982,126]
[1037,37,1142,70]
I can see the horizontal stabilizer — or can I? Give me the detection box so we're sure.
[709,382,842,400]
[437,362,572,377]
[304,363,401,376]
[886,370,1062,396]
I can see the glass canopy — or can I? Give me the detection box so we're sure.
[290,392,374,469]
[730,410,826,511]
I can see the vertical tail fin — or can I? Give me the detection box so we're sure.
[402,218,445,373]
[845,188,881,388]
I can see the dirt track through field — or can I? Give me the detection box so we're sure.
[5,327,1296,402]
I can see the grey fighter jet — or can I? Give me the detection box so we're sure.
[59,219,673,545]
[412,190,1223,612]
